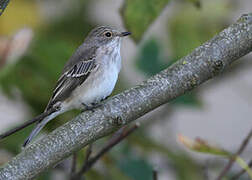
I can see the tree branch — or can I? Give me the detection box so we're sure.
[70,153,77,176]
[0,13,252,180]
[153,169,158,180]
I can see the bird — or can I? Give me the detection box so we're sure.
[0,26,131,147]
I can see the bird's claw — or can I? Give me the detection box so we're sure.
[81,103,102,113]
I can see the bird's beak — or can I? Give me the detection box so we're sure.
[120,32,131,37]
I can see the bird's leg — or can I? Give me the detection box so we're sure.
[103,95,110,101]
[81,102,102,113]
[81,95,110,113]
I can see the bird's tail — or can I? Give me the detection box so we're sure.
[0,108,58,142]
[23,111,61,147]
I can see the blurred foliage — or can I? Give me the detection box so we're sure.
[121,0,170,42]
[128,130,204,180]
[0,125,34,154]
[169,1,229,59]
[0,0,41,35]
[136,39,169,76]
[0,35,74,112]
[178,135,230,156]
[118,156,153,180]
[179,135,252,179]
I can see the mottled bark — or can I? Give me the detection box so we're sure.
[0,13,252,180]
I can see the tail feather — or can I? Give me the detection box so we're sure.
[23,111,60,147]
[0,107,58,141]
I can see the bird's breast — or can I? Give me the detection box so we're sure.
[67,51,121,109]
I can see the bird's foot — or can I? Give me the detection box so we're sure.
[81,103,102,113]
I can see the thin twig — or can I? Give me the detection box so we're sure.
[230,160,252,180]
[216,128,252,180]
[70,153,77,175]
[84,144,93,165]
[73,123,139,179]
[153,169,158,180]
[110,127,126,140]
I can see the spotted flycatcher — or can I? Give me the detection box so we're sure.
[0,26,131,147]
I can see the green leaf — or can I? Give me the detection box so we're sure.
[121,0,170,42]
[44,0,93,42]
[104,162,132,180]
[118,155,153,180]
[178,135,230,157]
[0,125,34,154]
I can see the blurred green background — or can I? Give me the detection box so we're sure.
[0,0,251,179]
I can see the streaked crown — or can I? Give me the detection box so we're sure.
[84,26,131,47]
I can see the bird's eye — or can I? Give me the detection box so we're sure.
[105,31,112,37]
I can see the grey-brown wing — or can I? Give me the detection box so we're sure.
[46,59,96,110]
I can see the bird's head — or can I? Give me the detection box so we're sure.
[84,26,131,48]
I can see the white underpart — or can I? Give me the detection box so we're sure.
[62,37,122,110]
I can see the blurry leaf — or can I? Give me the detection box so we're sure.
[37,170,52,180]
[97,137,152,180]
[128,129,174,156]
[178,135,252,179]
[235,157,252,179]
[178,134,230,156]
[118,155,153,180]
[171,92,201,107]
[44,0,93,43]
[121,0,170,42]
[128,131,204,180]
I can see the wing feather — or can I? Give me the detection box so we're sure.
[46,57,96,110]
[66,59,94,78]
